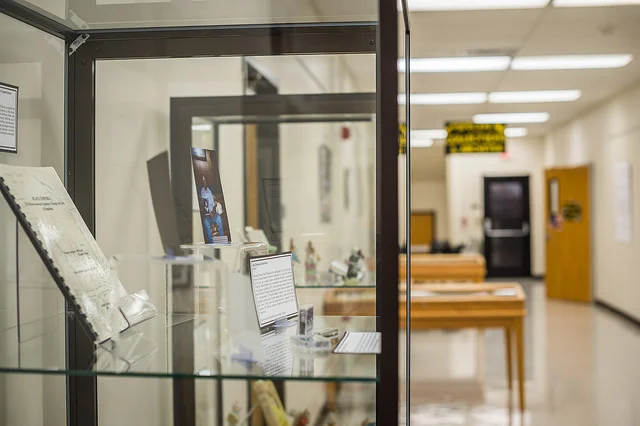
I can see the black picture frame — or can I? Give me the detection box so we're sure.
[0,81,19,154]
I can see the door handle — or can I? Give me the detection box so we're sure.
[484,218,530,238]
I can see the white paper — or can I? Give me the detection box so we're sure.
[615,162,633,243]
[0,83,18,152]
[0,165,129,342]
[333,332,381,354]
[249,253,298,328]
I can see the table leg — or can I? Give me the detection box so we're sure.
[514,317,525,413]
[505,326,513,394]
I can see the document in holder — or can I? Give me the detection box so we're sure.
[333,332,381,354]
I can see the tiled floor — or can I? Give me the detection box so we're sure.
[400,280,640,426]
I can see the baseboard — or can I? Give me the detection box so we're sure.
[595,299,640,330]
[530,274,545,280]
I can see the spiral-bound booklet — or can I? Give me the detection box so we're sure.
[0,165,148,343]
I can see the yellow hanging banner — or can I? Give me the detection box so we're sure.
[445,122,506,154]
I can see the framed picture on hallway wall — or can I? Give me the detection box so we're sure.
[319,144,332,223]
[191,148,231,244]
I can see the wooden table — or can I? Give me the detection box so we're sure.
[323,283,527,412]
[399,253,486,283]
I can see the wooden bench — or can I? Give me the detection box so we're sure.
[323,283,527,413]
[399,253,486,283]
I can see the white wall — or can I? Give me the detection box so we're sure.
[545,79,640,321]
[445,138,546,275]
[411,180,448,241]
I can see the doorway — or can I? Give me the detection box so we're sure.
[483,176,531,277]
[410,211,435,251]
[545,166,591,302]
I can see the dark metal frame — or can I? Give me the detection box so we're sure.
[0,3,401,425]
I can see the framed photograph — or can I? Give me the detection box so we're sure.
[0,82,18,153]
[191,148,231,244]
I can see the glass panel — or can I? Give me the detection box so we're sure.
[0,12,66,426]
[15,0,377,29]
[549,178,560,216]
[488,181,524,228]
[94,51,377,423]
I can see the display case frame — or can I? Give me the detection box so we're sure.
[0,1,405,425]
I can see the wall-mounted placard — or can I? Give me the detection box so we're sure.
[249,252,299,329]
[0,82,18,153]
[445,122,505,154]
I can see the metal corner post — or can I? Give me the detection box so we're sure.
[376,0,400,424]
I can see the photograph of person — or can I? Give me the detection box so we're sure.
[191,148,231,244]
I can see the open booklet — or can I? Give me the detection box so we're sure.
[0,165,156,343]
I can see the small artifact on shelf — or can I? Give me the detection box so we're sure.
[252,380,291,426]
[289,409,311,426]
[297,304,314,339]
[345,247,366,284]
[304,241,319,284]
[226,402,241,425]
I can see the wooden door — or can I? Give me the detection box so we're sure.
[545,166,591,302]
[411,211,435,247]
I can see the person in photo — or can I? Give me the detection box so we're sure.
[199,174,225,243]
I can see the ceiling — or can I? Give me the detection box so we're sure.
[398,5,640,137]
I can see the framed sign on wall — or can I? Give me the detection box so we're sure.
[0,82,18,153]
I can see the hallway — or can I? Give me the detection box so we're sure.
[403,281,640,425]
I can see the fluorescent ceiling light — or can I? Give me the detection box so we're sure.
[398,93,488,105]
[489,90,581,103]
[504,127,528,137]
[511,54,633,70]
[473,112,550,124]
[554,0,640,6]
[404,0,548,11]
[398,57,510,73]
[411,129,448,139]
[192,124,213,131]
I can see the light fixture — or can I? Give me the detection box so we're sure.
[192,124,213,131]
[473,112,550,124]
[504,127,528,137]
[554,0,640,6]
[398,57,511,73]
[403,0,548,11]
[489,90,581,103]
[411,129,448,139]
[511,54,633,70]
[398,92,488,105]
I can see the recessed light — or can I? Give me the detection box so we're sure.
[504,127,529,137]
[398,57,511,73]
[192,124,213,131]
[489,90,581,103]
[511,54,633,70]
[554,0,640,6]
[403,0,548,11]
[398,93,488,105]
[473,112,550,124]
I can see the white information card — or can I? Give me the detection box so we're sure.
[0,83,18,153]
[249,253,298,328]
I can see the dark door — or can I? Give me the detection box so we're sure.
[483,176,531,277]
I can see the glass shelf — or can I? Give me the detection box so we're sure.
[0,314,377,383]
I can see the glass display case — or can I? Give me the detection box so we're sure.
[0,0,408,425]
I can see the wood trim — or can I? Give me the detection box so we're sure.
[245,124,259,228]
